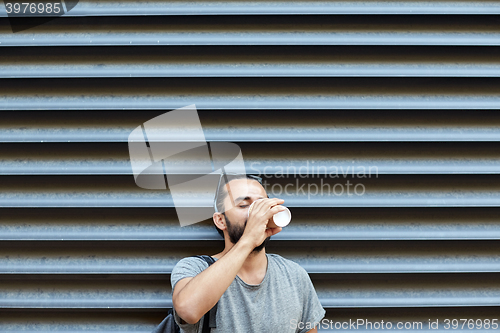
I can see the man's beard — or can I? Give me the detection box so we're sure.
[223,213,271,253]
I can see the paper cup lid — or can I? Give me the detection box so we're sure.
[273,208,291,227]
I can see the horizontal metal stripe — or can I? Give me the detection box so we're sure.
[2,1,500,16]
[2,207,500,241]
[0,275,170,309]
[1,142,499,175]
[1,16,500,46]
[0,273,499,309]
[1,307,500,332]
[3,77,500,110]
[313,273,500,308]
[1,175,500,207]
[4,46,500,78]
[2,240,500,274]
[0,309,167,333]
[2,110,500,142]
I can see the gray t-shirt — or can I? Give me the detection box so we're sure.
[170,253,326,333]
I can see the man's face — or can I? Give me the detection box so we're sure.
[222,178,271,253]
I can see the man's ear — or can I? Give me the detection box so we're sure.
[213,212,226,231]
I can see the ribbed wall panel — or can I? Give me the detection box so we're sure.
[4,46,500,78]
[3,1,500,16]
[1,3,498,331]
[2,16,500,46]
[2,110,500,142]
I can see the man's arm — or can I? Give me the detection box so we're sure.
[173,239,253,324]
[172,198,286,325]
[306,327,318,333]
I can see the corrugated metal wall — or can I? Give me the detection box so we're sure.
[1,1,500,331]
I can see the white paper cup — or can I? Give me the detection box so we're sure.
[248,199,291,228]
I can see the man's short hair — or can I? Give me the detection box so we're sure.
[214,174,267,238]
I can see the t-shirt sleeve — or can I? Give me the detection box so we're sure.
[170,257,210,332]
[297,267,326,333]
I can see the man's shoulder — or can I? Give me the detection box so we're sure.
[267,252,303,268]
[171,255,212,277]
[173,255,211,270]
[171,255,212,289]
[267,253,308,277]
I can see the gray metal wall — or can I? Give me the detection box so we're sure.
[1,1,500,331]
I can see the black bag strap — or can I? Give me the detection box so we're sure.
[191,255,218,333]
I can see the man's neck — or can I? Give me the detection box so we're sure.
[213,243,268,284]
[240,248,267,275]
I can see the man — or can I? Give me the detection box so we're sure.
[171,174,325,332]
